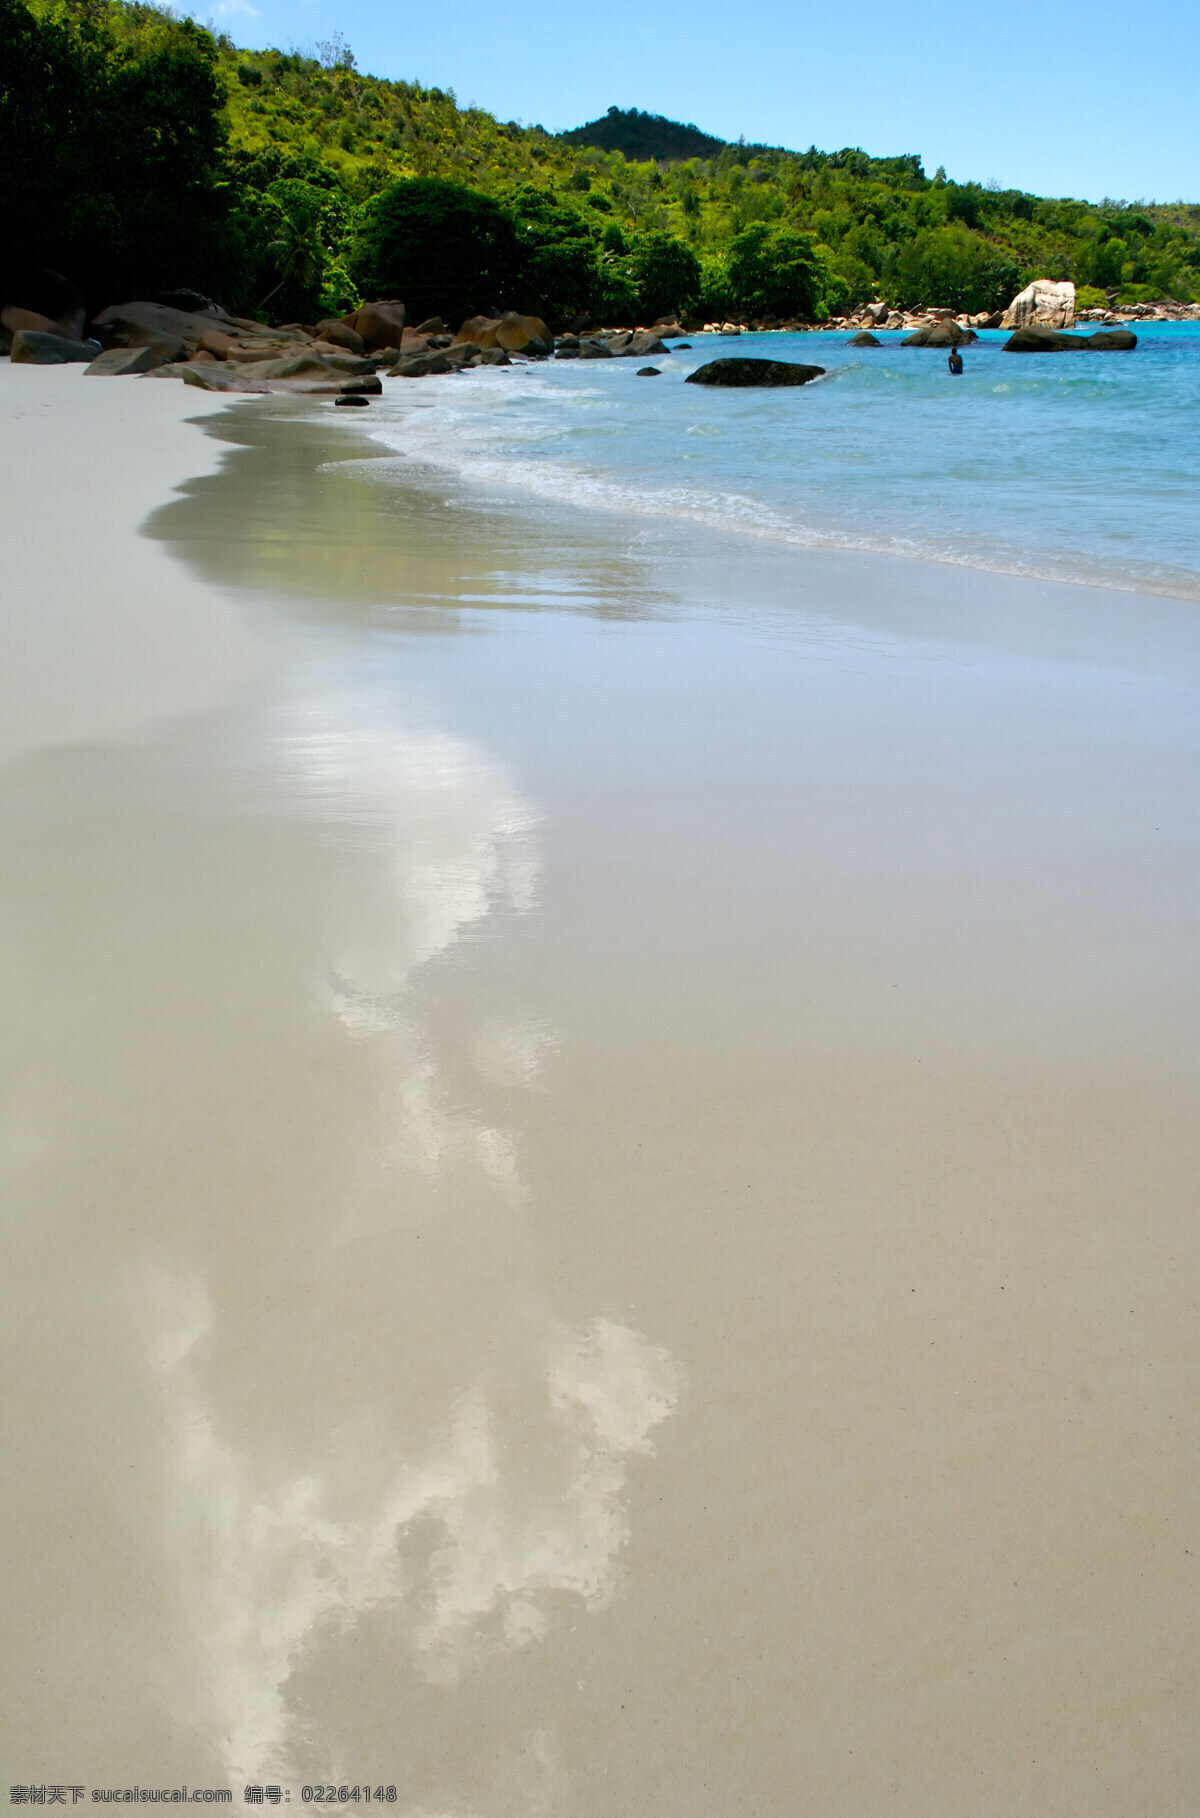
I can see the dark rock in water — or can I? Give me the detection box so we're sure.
[1003,327,1080,352]
[1003,326,1138,352]
[387,351,454,377]
[578,339,614,359]
[902,321,975,347]
[1085,328,1138,350]
[335,394,371,406]
[636,366,662,376]
[626,330,669,356]
[478,347,511,365]
[10,328,99,363]
[555,346,581,359]
[848,330,881,346]
[674,342,692,349]
[686,357,825,388]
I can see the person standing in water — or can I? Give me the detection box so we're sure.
[948,346,964,375]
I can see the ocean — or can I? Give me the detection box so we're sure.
[370,322,1200,601]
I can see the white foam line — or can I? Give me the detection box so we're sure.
[359,394,1200,604]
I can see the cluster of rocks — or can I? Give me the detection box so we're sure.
[843,282,1140,351]
[2,287,706,393]
[0,274,1163,393]
[1077,299,1200,323]
[554,328,674,360]
[0,292,570,395]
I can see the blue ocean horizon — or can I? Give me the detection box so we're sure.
[374,321,1200,602]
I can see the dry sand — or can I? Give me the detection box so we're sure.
[1,369,1198,1814]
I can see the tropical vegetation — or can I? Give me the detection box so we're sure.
[3,2,1199,329]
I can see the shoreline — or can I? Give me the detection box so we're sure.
[4,357,1200,1807]
[357,321,1200,608]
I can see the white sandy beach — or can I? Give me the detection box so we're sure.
[0,367,273,762]
[2,364,1199,1814]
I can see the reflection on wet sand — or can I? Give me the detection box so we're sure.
[1,669,679,1798]
[145,406,667,627]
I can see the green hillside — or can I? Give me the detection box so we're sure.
[4,0,1199,327]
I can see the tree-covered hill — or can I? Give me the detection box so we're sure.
[4,0,1199,328]
[561,106,728,163]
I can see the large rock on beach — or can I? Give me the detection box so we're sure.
[93,299,251,352]
[2,305,62,338]
[1000,279,1075,330]
[84,343,181,375]
[686,357,825,388]
[313,319,367,354]
[455,314,501,344]
[10,328,99,364]
[388,351,454,377]
[499,312,555,353]
[247,352,376,380]
[348,300,406,351]
[1003,326,1138,352]
[197,326,238,359]
[455,311,551,354]
[494,311,552,353]
[577,339,614,358]
[181,366,382,395]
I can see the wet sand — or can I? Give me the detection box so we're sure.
[2,372,1199,1814]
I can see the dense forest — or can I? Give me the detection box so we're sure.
[4,0,1199,328]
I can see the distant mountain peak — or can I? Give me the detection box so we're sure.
[559,106,730,163]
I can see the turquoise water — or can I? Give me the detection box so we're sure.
[374,322,1200,599]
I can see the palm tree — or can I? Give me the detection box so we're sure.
[258,195,325,313]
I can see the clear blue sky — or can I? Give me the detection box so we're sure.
[204,0,1199,204]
